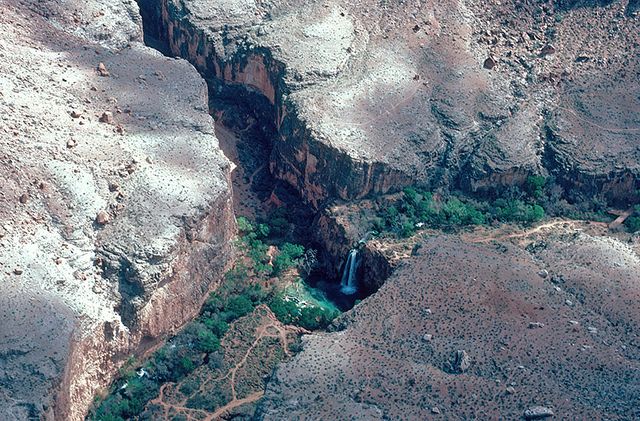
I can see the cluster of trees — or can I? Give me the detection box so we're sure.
[90,269,267,421]
[236,216,306,276]
[375,176,640,235]
[375,179,547,237]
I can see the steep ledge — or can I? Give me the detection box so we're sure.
[138,0,640,208]
[0,2,235,420]
[138,0,415,209]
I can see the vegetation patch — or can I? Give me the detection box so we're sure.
[371,177,617,238]
[89,217,337,421]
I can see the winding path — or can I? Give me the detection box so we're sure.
[146,305,298,420]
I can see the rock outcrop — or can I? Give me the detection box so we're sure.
[0,1,234,419]
[257,234,640,419]
[141,0,639,208]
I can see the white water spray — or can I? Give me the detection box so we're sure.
[340,249,359,295]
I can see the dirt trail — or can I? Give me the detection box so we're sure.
[558,105,640,133]
[461,219,609,245]
[608,208,635,230]
[205,391,265,421]
[145,305,296,420]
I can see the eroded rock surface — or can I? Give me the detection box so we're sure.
[257,235,640,420]
[142,0,639,207]
[0,1,234,419]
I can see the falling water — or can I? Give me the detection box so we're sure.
[340,249,359,295]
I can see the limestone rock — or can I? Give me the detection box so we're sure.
[0,2,235,420]
[151,0,640,208]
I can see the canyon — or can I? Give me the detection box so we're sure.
[0,0,639,420]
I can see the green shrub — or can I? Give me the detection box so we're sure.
[203,317,229,338]
[400,221,416,238]
[494,199,544,223]
[178,357,195,375]
[442,198,485,226]
[298,306,334,330]
[268,295,298,325]
[266,207,291,238]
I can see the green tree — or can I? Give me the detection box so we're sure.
[273,243,305,275]
[203,316,229,337]
[526,175,547,198]
[225,295,254,320]
[197,329,220,353]
[625,216,640,233]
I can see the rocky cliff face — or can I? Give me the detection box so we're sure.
[0,1,235,419]
[141,0,639,208]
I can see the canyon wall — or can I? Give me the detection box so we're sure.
[0,1,235,419]
[144,0,639,209]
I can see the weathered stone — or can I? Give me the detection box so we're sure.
[451,350,471,373]
[483,56,498,69]
[524,406,554,419]
[541,44,556,56]
[97,62,109,77]
[98,111,113,124]
[95,210,110,225]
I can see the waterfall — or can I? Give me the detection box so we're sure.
[340,249,359,295]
